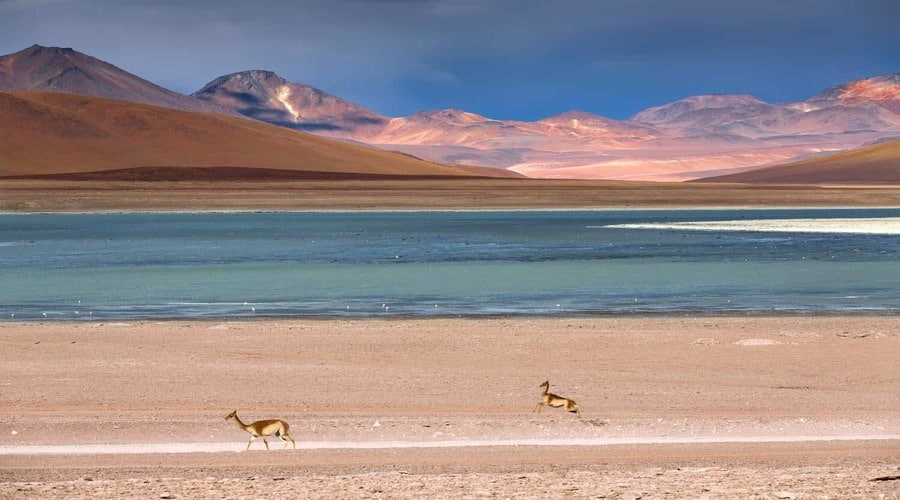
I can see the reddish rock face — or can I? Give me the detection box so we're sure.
[811,74,900,102]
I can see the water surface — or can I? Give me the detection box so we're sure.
[2,209,898,320]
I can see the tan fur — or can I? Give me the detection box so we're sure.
[225,410,296,450]
[534,380,580,416]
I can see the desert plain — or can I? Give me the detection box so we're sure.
[1,316,898,498]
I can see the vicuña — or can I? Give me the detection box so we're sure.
[225,410,296,450]
[534,380,580,416]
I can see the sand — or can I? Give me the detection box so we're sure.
[3,178,900,212]
[1,316,898,498]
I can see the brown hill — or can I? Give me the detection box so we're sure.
[693,140,900,185]
[0,91,479,179]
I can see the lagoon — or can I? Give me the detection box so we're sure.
[2,209,899,320]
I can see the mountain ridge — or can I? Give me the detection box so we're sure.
[0,44,234,116]
[2,45,899,183]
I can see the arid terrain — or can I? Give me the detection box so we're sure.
[1,317,898,498]
[697,139,900,185]
[3,178,900,212]
[0,91,474,179]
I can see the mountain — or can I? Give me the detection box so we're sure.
[1,45,898,182]
[314,76,898,180]
[0,44,231,115]
[804,73,900,125]
[528,110,663,146]
[630,82,900,139]
[811,73,900,102]
[367,109,516,146]
[0,91,476,179]
[693,139,900,185]
[360,108,665,154]
[191,70,388,135]
[631,94,776,132]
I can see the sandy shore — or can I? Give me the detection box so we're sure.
[1,317,898,497]
[3,178,900,211]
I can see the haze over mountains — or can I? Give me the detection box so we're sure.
[2,45,899,182]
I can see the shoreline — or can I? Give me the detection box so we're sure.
[4,178,900,212]
[4,205,900,216]
[3,206,900,216]
[4,309,900,325]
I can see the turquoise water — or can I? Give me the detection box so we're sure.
[1,209,898,320]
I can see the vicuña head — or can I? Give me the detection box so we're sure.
[534,380,580,416]
[225,410,296,450]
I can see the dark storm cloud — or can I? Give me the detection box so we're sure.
[0,0,896,119]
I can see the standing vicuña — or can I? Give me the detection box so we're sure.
[534,380,580,416]
[225,410,296,450]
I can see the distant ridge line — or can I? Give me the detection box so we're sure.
[2,44,899,182]
[1,166,488,181]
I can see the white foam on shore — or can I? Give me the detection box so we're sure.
[605,217,900,234]
[2,435,899,455]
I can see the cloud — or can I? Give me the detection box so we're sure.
[408,64,460,85]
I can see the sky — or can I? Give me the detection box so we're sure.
[0,0,897,121]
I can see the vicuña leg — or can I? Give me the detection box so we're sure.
[277,430,296,449]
